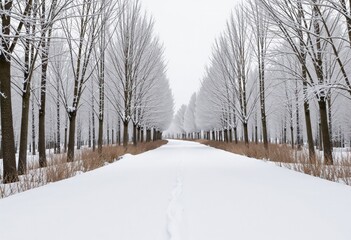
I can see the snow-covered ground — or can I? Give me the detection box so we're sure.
[1,140,351,240]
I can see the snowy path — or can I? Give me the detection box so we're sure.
[1,140,351,240]
[166,158,185,240]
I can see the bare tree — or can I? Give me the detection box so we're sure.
[50,38,68,155]
[221,5,257,145]
[248,0,270,150]
[1,1,34,182]
[184,93,198,139]
[173,105,187,139]
[37,0,65,167]
[31,90,36,155]
[105,0,158,147]
[259,0,318,161]
[61,0,104,162]
[91,75,96,151]
[18,2,38,174]
[96,0,108,153]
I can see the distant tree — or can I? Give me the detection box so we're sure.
[130,38,167,145]
[201,5,258,144]
[184,93,198,139]
[226,5,253,145]
[49,38,69,155]
[105,0,169,147]
[173,105,187,139]
[196,78,223,140]
[140,73,174,140]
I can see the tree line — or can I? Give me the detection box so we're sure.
[169,0,351,166]
[1,0,173,183]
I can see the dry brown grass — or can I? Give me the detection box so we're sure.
[197,140,295,162]
[79,140,168,171]
[0,140,168,198]
[197,140,351,186]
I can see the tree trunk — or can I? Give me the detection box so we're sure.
[98,117,103,154]
[153,128,157,141]
[259,62,268,150]
[76,121,81,150]
[67,112,77,162]
[156,131,159,141]
[18,90,31,175]
[148,129,152,142]
[0,134,3,159]
[224,129,228,143]
[64,124,67,153]
[55,58,61,153]
[303,81,315,162]
[56,98,61,154]
[88,115,91,148]
[327,95,332,148]
[137,126,141,142]
[38,102,47,167]
[318,122,322,150]
[112,129,114,145]
[123,120,128,147]
[0,57,18,183]
[243,122,249,145]
[290,126,294,149]
[261,114,268,148]
[319,99,333,165]
[141,128,144,142]
[233,127,238,144]
[305,103,315,154]
[117,118,121,145]
[107,124,110,145]
[38,56,49,167]
[133,123,137,146]
[31,96,36,155]
[295,83,301,149]
[98,5,105,151]
[18,23,32,174]
[92,107,96,151]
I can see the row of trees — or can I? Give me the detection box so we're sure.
[169,0,351,166]
[1,0,173,183]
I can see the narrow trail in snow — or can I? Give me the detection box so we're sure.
[166,159,187,240]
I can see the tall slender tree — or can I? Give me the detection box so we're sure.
[18,3,38,174]
[248,0,270,150]
[1,1,33,182]
[61,0,102,161]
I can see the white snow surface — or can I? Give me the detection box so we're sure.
[1,140,351,240]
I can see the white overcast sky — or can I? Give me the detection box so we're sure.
[141,0,239,111]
